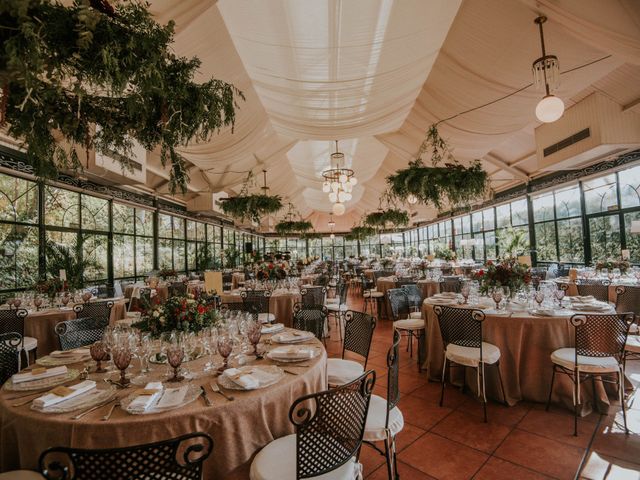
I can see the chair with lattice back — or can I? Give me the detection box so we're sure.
[241,289,274,324]
[440,276,462,293]
[0,332,22,385]
[401,283,423,310]
[36,432,213,480]
[434,305,506,422]
[250,370,376,480]
[546,312,633,436]
[55,317,110,351]
[73,300,114,324]
[327,310,377,386]
[168,282,187,297]
[325,282,349,340]
[576,279,610,303]
[363,330,403,480]
[387,288,424,360]
[615,285,640,319]
[292,303,328,345]
[300,286,326,306]
[0,308,35,366]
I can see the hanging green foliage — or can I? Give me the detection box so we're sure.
[365,209,409,228]
[386,125,488,209]
[274,220,313,235]
[219,194,282,224]
[345,225,376,242]
[0,0,243,193]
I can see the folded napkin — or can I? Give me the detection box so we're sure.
[222,368,260,389]
[261,323,284,334]
[269,346,314,360]
[50,349,90,358]
[274,331,313,343]
[12,366,68,384]
[129,382,164,412]
[156,385,188,409]
[573,295,595,302]
[32,380,96,408]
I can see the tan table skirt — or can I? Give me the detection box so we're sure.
[219,292,302,327]
[421,302,617,416]
[24,300,126,356]
[375,278,397,319]
[0,336,328,479]
[561,282,618,303]
[231,272,245,290]
[417,280,440,299]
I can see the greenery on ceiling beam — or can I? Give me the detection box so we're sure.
[386,125,489,209]
[344,225,376,242]
[274,220,313,236]
[364,209,409,228]
[219,194,282,224]
[0,0,243,193]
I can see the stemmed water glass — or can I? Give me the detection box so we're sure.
[61,293,70,308]
[461,283,471,304]
[554,288,565,308]
[12,296,22,309]
[534,291,545,308]
[112,343,132,387]
[89,340,109,373]
[217,333,233,373]
[491,288,503,311]
[166,341,185,383]
[247,320,263,359]
[33,295,43,311]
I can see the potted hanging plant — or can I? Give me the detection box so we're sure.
[219,171,282,223]
[275,220,313,236]
[387,125,489,209]
[365,209,409,228]
[345,225,376,242]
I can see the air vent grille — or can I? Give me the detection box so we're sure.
[543,128,590,157]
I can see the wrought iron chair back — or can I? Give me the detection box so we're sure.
[0,332,21,385]
[334,282,348,305]
[434,305,485,349]
[39,432,213,480]
[169,282,187,297]
[401,284,423,309]
[576,280,610,303]
[570,313,633,363]
[440,276,461,293]
[615,285,640,318]
[341,310,376,367]
[293,303,328,340]
[290,370,375,479]
[373,270,388,282]
[360,274,375,292]
[73,301,114,323]
[314,275,329,287]
[240,289,271,315]
[0,308,28,337]
[395,277,415,288]
[95,285,115,299]
[385,330,401,423]
[387,288,410,321]
[300,286,326,306]
[55,317,109,351]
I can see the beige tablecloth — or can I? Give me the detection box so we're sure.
[219,291,302,327]
[557,280,619,303]
[417,279,440,299]
[0,333,327,479]
[23,299,126,356]
[421,301,619,416]
[376,278,397,319]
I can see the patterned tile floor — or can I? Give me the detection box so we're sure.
[326,292,640,480]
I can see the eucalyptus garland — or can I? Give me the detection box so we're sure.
[275,220,313,235]
[345,225,376,242]
[365,209,409,228]
[387,125,488,209]
[219,194,282,224]
[0,0,243,193]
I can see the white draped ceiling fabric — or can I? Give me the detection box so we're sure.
[143,0,640,232]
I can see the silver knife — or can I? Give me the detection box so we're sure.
[200,386,212,406]
[71,397,117,420]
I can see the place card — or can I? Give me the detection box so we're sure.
[31,368,47,375]
[135,388,161,396]
[50,386,75,397]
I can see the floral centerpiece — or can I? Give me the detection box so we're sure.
[474,258,531,296]
[158,267,177,280]
[595,260,630,274]
[256,262,288,280]
[34,278,63,301]
[132,295,221,337]
[434,245,456,262]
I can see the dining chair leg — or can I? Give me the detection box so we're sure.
[545,367,556,411]
[479,365,488,423]
[574,369,580,437]
[383,435,394,480]
[440,356,447,407]
[620,369,629,434]
[496,361,507,405]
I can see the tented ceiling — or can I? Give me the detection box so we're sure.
[142,0,640,232]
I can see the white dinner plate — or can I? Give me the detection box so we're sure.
[271,331,315,344]
[4,369,81,391]
[121,384,200,415]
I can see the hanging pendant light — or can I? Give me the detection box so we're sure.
[333,202,346,216]
[327,214,336,229]
[532,16,564,123]
[407,194,418,205]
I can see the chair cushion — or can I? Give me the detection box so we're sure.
[393,319,424,331]
[250,434,360,480]
[22,337,37,352]
[327,358,364,386]
[363,394,404,442]
[327,303,348,312]
[325,298,339,304]
[366,291,384,298]
[626,335,640,354]
[550,347,620,373]
[446,342,500,367]
[409,311,422,319]
[0,471,43,480]
[258,313,276,324]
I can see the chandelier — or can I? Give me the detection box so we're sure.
[532,16,564,123]
[322,141,358,216]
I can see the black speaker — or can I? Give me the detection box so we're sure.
[244,242,253,254]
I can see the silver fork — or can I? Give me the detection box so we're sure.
[210,383,234,401]
[101,401,120,421]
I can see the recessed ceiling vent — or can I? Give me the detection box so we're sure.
[535,92,640,171]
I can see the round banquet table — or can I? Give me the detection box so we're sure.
[375,277,398,319]
[219,290,302,327]
[421,299,621,416]
[0,331,327,479]
[17,299,127,356]
[417,279,440,299]
[231,272,245,290]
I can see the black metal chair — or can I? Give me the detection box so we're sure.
[0,332,22,385]
[95,285,115,299]
[440,276,461,293]
[576,279,610,303]
[38,432,213,480]
[300,286,326,306]
[241,289,274,324]
[434,305,506,422]
[249,370,376,480]
[313,274,330,287]
[401,284,423,310]
[222,272,233,291]
[363,330,402,480]
[325,282,348,340]
[395,277,415,288]
[327,311,377,386]
[73,300,114,324]
[615,285,640,319]
[387,288,424,360]
[546,312,633,436]
[292,303,328,345]
[55,317,109,351]
[0,308,35,365]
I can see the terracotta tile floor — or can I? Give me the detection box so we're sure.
[325,292,640,480]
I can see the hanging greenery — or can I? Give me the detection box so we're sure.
[345,225,376,242]
[386,125,488,209]
[219,171,283,223]
[275,220,313,235]
[0,0,243,193]
[365,209,409,228]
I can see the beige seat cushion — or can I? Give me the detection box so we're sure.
[363,394,404,441]
[446,342,500,367]
[551,347,620,373]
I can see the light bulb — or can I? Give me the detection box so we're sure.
[338,191,346,203]
[333,202,346,216]
[344,192,352,201]
[350,177,358,185]
[535,94,564,123]
[339,173,347,184]
[344,183,352,193]
[328,192,338,203]
[330,233,335,239]
[322,181,330,193]
[407,194,418,205]
[331,181,339,192]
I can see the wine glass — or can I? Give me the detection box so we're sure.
[534,291,545,308]
[33,295,43,311]
[89,341,109,373]
[112,344,132,387]
[554,288,565,308]
[61,293,70,308]
[13,297,22,309]
[247,320,263,359]
[217,334,233,373]
[81,291,92,303]
[166,343,185,383]
[139,334,152,374]
[491,288,503,311]
[460,283,471,304]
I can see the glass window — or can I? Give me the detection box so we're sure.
[135,209,154,236]
[0,173,38,224]
[82,234,108,281]
[533,193,554,222]
[172,217,185,239]
[159,238,172,269]
[589,215,621,261]
[45,187,80,228]
[624,212,640,263]
[136,237,154,276]
[186,220,197,241]
[113,203,135,234]
[472,212,483,232]
[482,209,494,231]
[620,165,640,208]
[584,174,618,214]
[113,234,135,278]
[555,186,581,219]
[0,224,38,289]
[158,214,172,238]
[557,218,584,263]
[535,222,557,262]
[511,199,528,226]
[81,194,109,231]
[496,204,510,228]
